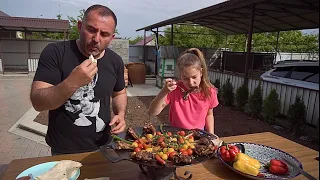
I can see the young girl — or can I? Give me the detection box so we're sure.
[148,48,219,134]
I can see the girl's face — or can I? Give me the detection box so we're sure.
[180,66,202,90]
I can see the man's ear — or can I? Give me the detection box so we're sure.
[77,20,82,31]
[106,34,116,47]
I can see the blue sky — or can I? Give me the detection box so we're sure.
[1,0,318,39]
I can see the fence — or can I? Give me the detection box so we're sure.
[208,70,319,127]
[0,39,129,73]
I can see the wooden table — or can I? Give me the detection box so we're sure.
[2,132,319,180]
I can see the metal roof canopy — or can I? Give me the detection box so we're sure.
[0,16,70,33]
[136,0,319,34]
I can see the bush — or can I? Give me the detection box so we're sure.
[263,89,280,124]
[222,78,234,106]
[235,84,249,111]
[246,83,263,117]
[212,79,222,101]
[288,96,306,136]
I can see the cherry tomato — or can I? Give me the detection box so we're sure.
[181,151,188,156]
[134,147,141,153]
[188,136,194,142]
[143,143,151,149]
[156,131,162,135]
[179,148,187,152]
[138,143,143,149]
[169,152,177,159]
[178,138,185,144]
[179,131,186,136]
[187,149,193,155]
[160,142,167,148]
[158,136,164,143]
[167,132,172,136]
[132,142,138,148]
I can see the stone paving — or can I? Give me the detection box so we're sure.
[0,77,51,178]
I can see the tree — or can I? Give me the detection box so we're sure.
[158,24,225,48]
[29,9,120,40]
[157,24,319,55]
[129,35,144,45]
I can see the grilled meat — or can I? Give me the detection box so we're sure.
[143,123,156,136]
[173,154,192,164]
[127,126,140,140]
[131,151,153,161]
[188,130,202,140]
[194,144,215,156]
[198,137,211,145]
[115,141,133,150]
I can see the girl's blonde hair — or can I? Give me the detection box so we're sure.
[177,48,214,99]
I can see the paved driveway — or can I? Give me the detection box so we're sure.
[0,77,50,177]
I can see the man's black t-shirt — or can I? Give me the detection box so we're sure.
[33,40,125,154]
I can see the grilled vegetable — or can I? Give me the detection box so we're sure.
[234,152,261,169]
[112,135,132,144]
[155,154,166,165]
[219,144,240,162]
[233,153,261,176]
[267,159,288,175]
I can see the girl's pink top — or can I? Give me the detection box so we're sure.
[165,81,219,130]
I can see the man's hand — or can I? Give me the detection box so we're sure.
[66,59,98,88]
[109,115,126,134]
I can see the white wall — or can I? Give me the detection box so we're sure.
[276,52,319,62]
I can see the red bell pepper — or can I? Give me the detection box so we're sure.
[267,159,289,175]
[219,144,240,162]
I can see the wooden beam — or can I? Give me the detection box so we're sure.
[244,4,255,86]
[221,10,280,31]
[255,9,300,29]
[170,24,174,45]
[143,30,146,64]
[278,7,319,25]
[205,15,265,32]
[194,19,238,34]
[267,1,318,11]
[156,30,224,36]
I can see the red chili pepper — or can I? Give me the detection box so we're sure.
[219,144,240,162]
[155,154,166,165]
[158,136,164,143]
[268,159,288,175]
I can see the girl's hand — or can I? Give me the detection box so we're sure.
[163,78,177,93]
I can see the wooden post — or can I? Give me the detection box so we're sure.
[244,4,255,86]
[63,30,67,40]
[275,31,280,64]
[155,28,159,76]
[143,30,146,64]
[170,24,174,45]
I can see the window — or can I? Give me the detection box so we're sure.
[305,73,319,84]
[289,66,318,80]
[167,65,173,71]
[270,67,294,77]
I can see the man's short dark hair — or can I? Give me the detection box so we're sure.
[83,4,117,27]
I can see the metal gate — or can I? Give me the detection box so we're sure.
[0,39,61,74]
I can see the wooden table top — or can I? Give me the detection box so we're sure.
[2,132,319,180]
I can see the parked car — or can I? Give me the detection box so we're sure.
[260,60,319,91]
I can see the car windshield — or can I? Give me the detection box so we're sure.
[289,66,318,81]
[270,67,294,77]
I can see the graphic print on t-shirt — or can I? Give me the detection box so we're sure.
[64,73,105,132]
